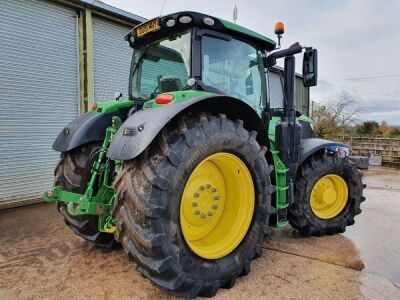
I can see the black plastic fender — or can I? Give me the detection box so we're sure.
[300,138,348,165]
[53,111,124,152]
[107,95,266,160]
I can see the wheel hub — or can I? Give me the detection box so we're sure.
[184,182,224,229]
[310,174,348,219]
[180,153,254,259]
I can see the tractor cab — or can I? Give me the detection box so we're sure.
[125,12,276,113]
[125,12,317,139]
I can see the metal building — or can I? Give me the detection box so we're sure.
[0,1,309,209]
[269,66,310,116]
[0,0,144,209]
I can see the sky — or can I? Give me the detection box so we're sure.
[104,0,400,124]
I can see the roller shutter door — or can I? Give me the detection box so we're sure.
[0,0,79,208]
[93,16,133,101]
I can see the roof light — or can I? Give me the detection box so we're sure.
[166,18,176,27]
[155,94,175,105]
[203,17,215,26]
[179,15,192,24]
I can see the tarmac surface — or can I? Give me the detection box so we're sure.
[0,166,399,299]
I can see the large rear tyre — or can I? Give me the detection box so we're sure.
[288,151,366,236]
[113,113,273,298]
[54,143,116,249]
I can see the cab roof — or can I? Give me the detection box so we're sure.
[131,11,276,51]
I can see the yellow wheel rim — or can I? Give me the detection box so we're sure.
[180,152,254,259]
[310,174,348,219]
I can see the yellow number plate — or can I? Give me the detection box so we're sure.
[135,19,160,38]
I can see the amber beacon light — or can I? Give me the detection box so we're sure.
[274,22,284,35]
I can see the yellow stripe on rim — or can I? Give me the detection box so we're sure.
[310,174,348,219]
[180,153,254,259]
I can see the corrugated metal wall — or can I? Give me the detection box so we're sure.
[269,71,285,110]
[92,16,133,101]
[295,75,310,115]
[269,69,310,116]
[0,0,79,208]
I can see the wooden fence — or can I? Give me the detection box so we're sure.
[336,136,400,167]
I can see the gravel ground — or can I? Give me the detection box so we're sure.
[0,166,399,299]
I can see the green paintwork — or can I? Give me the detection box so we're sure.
[218,19,276,49]
[143,90,215,109]
[298,114,314,124]
[142,90,264,117]
[43,116,123,233]
[95,100,134,113]
[268,116,289,228]
[268,115,315,227]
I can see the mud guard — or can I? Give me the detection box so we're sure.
[299,138,348,165]
[107,96,210,160]
[53,111,124,152]
[107,95,265,160]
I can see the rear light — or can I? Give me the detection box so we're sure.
[155,94,174,104]
[91,102,98,111]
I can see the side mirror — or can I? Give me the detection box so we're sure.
[302,48,318,87]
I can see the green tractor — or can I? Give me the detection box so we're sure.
[44,12,365,298]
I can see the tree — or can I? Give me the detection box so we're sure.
[355,121,380,136]
[311,92,358,138]
[378,121,391,137]
[390,128,400,139]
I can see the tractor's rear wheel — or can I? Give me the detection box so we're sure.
[113,113,273,298]
[288,151,366,236]
[54,143,116,249]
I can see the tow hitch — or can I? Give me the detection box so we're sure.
[43,116,122,233]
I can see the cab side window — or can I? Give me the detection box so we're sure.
[201,36,264,109]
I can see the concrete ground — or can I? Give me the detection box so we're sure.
[0,166,399,299]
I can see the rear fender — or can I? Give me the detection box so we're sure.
[53,111,126,152]
[107,95,267,160]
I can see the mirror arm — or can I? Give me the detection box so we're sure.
[266,42,303,68]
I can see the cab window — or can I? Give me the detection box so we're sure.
[201,36,265,109]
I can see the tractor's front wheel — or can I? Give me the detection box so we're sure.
[288,151,366,236]
[54,143,116,249]
[113,113,273,298]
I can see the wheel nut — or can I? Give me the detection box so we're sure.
[194,193,199,198]
[195,210,200,215]
[213,196,219,200]
[208,211,213,216]
[192,202,198,207]
[206,184,211,189]
[201,213,206,219]
[212,205,218,209]
[211,188,217,193]
[199,186,205,191]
